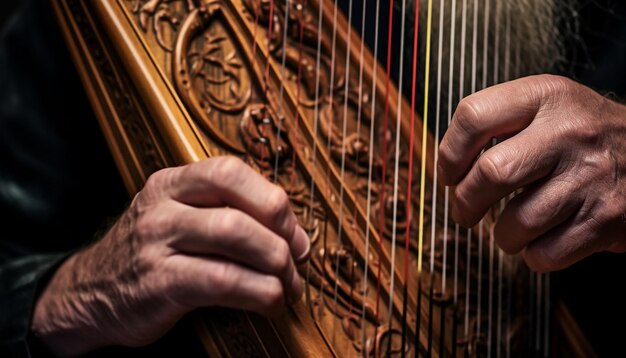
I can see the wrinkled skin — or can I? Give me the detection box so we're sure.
[31,157,310,356]
[439,75,626,273]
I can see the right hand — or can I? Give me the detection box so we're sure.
[31,156,310,356]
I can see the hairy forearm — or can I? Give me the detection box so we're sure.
[31,217,138,356]
[31,251,111,356]
[29,158,309,354]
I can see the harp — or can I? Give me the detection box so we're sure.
[51,0,595,356]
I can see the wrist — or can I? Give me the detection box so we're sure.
[30,251,107,356]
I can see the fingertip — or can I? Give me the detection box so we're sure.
[451,201,475,228]
[521,247,550,273]
[492,219,517,255]
[437,152,455,186]
[293,225,311,264]
[437,162,452,186]
[438,140,465,186]
[450,204,466,228]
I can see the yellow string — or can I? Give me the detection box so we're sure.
[417,0,434,274]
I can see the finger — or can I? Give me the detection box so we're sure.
[168,205,302,293]
[439,75,571,185]
[451,129,561,227]
[165,255,303,316]
[521,205,603,273]
[154,157,309,261]
[493,176,585,254]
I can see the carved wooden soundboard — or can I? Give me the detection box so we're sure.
[51,0,595,356]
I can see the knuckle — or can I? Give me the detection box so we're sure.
[134,214,158,243]
[478,151,512,187]
[138,167,179,206]
[213,209,245,238]
[266,187,291,223]
[144,167,174,193]
[133,203,177,243]
[269,240,292,274]
[558,114,600,145]
[537,74,575,99]
[210,262,240,298]
[261,278,284,311]
[454,98,482,136]
[206,156,246,184]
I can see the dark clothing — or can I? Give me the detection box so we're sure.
[0,0,127,355]
[1,0,625,356]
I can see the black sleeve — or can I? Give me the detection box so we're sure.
[0,0,127,356]
[0,252,69,357]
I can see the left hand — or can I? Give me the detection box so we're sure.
[438,74,626,272]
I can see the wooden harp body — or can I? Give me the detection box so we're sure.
[52,0,595,356]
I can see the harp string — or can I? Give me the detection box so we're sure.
[487,2,500,355]
[373,0,396,344]
[475,0,492,347]
[400,0,420,354]
[304,0,325,329]
[385,0,410,353]
[529,266,535,353]
[415,0,433,353]
[304,0,319,315]
[346,0,369,338]
[331,0,354,345]
[291,0,307,172]
[442,0,458,304]
[441,0,459,353]
[464,229,472,338]
[430,0,444,278]
[348,0,368,351]
[495,3,512,356]
[426,0,445,354]
[454,0,469,351]
[417,0,434,290]
[544,273,550,357]
[536,270,542,353]
[263,0,275,101]
[347,0,366,324]
[361,0,381,353]
[464,0,479,343]
[273,0,290,181]
[505,5,524,357]
[325,0,339,343]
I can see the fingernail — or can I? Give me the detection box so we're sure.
[293,225,311,264]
